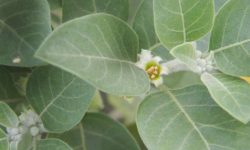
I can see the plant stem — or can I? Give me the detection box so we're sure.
[99,91,113,113]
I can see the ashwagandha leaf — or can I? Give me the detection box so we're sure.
[48,0,62,10]
[0,0,52,67]
[0,129,8,150]
[10,132,33,150]
[49,124,87,150]
[0,102,19,128]
[201,72,250,124]
[35,13,150,96]
[26,66,95,133]
[170,43,199,72]
[154,0,214,49]
[214,0,228,13]
[137,85,250,150]
[62,0,129,22]
[132,0,158,49]
[164,71,202,90]
[150,44,173,61]
[210,0,250,77]
[196,0,229,52]
[37,139,73,150]
[82,113,140,150]
[0,67,22,103]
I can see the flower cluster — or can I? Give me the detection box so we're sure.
[195,51,215,74]
[136,50,168,87]
[7,110,46,142]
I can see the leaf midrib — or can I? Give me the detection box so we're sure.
[212,39,250,54]
[0,20,34,50]
[177,0,186,42]
[39,78,76,117]
[202,73,246,121]
[36,52,136,65]
[163,87,211,150]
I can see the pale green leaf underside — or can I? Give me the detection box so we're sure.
[164,71,202,90]
[0,102,19,128]
[154,0,214,49]
[49,124,86,150]
[133,0,158,49]
[0,129,8,150]
[36,13,150,96]
[210,0,250,76]
[171,43,199,72]
[37,139,73,150]
[62,0,129,22]
[201,72,250,124]
[26,66,95,133]
[137,85,250,150]
[0,0,51,67]
[82,113,140,150]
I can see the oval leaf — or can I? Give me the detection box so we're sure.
[154,0,214,49]
[201,72,250,124]
[35,13,150,96]
[0,129,8,150]
[137,85,250,150]
[26,66,95,133]
[0,102,19,128]
[62,0,129,22]
[133,0,158,49]
[210,0,250,76]
[37,139,73,150]
[82,113,140,150]
[0,0,51,67]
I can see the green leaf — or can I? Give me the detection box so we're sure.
[49,124,87,150]
[164,71,202,90]
[62,0,129,22]
[154,0,214,49]
[0,67,22,103]
[36,13,150,96]
[82,113,140,150]
[48,0,62,10]
[201,72,250,124]
[0,129,8,150]
[37,139,73,150]
[170,43,199,72]
[214,0,228,13]
[0,0,52,67]
[151,44,173,61]
[137,85,250,150]
[0,102,19,128]
[196,0,228,52]
[210,0,250,76]
[132,0,158,49]
[26,66,95,133]
[16,133,33,150]
[196,34,210,52]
